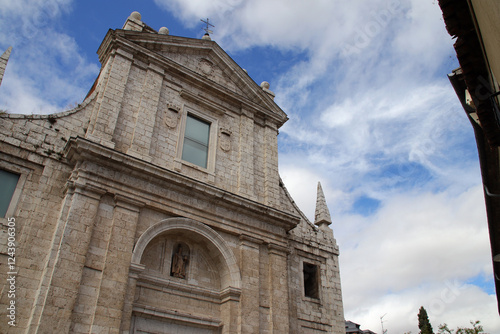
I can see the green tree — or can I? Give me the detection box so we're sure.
[438,321,486,334]
[418,306,434,334]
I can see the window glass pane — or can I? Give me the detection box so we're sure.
[182,115,210,168]
[0,170,20,217]
[185,115,210,145]
[182,138,209,168]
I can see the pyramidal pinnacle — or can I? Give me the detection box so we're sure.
[0,46,12,87]
[314,182,332,228]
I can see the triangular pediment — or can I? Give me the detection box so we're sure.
[102,29,287,126]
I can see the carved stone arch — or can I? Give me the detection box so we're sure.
[131,217,241,290]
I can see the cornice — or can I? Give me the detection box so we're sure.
[63,137,300,233]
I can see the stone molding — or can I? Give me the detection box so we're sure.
[220,287,241,303]
[136,274,228,304]
[180,89,227,116]
[239,234,263,249]
[132,304,223,329]
[114,193,145,211]
[268,242,290,256]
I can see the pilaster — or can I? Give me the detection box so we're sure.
[264,120,279,206]
[239,235,262,333]
[120,263,145,333]
[90,195,143,333]
[87,48,134,149]
[268,243,289,333]
[237,109,256,199]
[220,289,240,334]
[69,194,115,333]
[34,184,105,333]
[127,63,164,161]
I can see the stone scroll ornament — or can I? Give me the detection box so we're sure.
[164,103,181,129]
[219,128,232,152]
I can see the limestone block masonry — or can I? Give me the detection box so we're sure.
[0,12,345,334]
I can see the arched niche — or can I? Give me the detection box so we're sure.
[131,217,241,290]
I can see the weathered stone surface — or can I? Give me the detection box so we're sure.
[0,12,345,334]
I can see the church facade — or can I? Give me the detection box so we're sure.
[0,12,345,333]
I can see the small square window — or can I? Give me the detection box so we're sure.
[303,262,320,299]
[0,169,20,217]
[181,115,210,168]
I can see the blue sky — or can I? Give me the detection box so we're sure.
[1,0,499,332]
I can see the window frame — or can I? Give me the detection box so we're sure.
[181,114,211,168]
[302,260,321,301]
[0,161,29,219]
[175,107,218,175]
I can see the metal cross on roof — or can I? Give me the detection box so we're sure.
[200,18,214,34]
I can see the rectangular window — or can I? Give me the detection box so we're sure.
[0,169,20,217]
[182,115,210,168]
[303,262,320,299]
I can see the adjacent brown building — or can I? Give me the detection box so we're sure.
[439,0,500,313]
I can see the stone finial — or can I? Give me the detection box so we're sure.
[202,33,212,41]
[123,11,144,31]
[129,11,142,21]
[0,46,12,87]
[260,81,275,100]
[159,27,169,35]
[314,182,332,228]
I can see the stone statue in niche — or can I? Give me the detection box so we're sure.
[171,244,189,278]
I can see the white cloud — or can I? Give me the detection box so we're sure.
[0,0,72,45]
[0,0,98,114]
[278,80,477,213]
[315,83,466,166]
[339,185,499,333]
[351,284,500,333]
[392,0,453,69]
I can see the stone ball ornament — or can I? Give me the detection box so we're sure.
[129,11,141,20]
